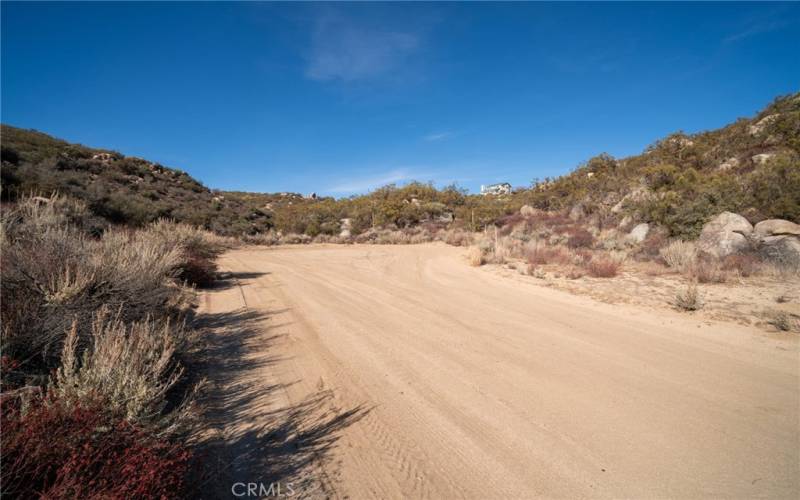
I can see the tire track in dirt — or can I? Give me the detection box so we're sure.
[201,243,799,499]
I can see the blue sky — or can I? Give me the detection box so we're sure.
[2,2,799,196]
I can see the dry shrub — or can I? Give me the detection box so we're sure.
[566,228,594,249]
[241,230,281,246]
[524,241,571,266]
[442,228,474,247]
[496,213,525,236]
[571,248,593,266]
[527,265,547,279]
[765,310,798,332]
[641,261,671,276]
[1,396,191,499]
[280,232,313,245]
[467,246,484,266]
[52,309,196,433]
[145,219,229,287]
[585,255,621,278]
[0,193,106,237]
[489,243,508,264]
[721,253,761,277]
[1,196,199,386]
[566,267,585,279]
[1,225,186,377]
[419,221,445,235]
[675,283,703,311]
[311,233,350,244]
[0,195,206,496]
[634,232,668,262]
[660,240,697,273]
[494,236,526,262]
[690,257,727,284]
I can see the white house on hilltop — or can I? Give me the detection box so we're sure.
[480,182,512,196]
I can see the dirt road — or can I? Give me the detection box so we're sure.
[199,243,799,499]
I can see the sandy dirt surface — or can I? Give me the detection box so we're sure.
[197,243,799,499]
[490,260,800,332]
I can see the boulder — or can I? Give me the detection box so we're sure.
[751,153,775,165]
[748,114,778,136]
[753,219,800,268]
[759,236,800,268]
[339,218,352,238]
[626,223,650,244]
[519,205,537,217]
[717,157,739,171]
[697,212,753,258]
[753,219,800,239]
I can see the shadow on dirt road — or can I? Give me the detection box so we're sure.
[190,308,368,498]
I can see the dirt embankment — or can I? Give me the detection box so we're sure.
[198,243,799,499]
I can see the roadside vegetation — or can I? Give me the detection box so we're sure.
[0,194,228,497]
[3,93,798,244]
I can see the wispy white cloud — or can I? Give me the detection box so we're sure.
[305,10,421,82]
[423,131,454,142]
[723,19,789,44]
[328,168,418,193]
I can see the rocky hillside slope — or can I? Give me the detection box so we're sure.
[516,92,799,237]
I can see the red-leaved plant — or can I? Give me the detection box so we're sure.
[1,395,191,499]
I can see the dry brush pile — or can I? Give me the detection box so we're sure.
[0,194,228,498]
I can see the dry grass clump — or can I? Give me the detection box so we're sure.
[488,237,517,264]
[524,241,572,266]
[145,219,230,287]
[566,228,595,249]
[467,246,484,266]
[241,230,316,245]
[660,240,697,273]
[585,254,622,278]
[442,228,474,247]
[765,310,798,332]
[0,193,106,237]
[630,232,668,262]
[52,309,196,433]
[690,257,727,284]
[675,283,703,311]
[659,239,757,283]
[240,230,281,246]
[528,265,547,279]
[721,253,761,277]
[566,267,586,279]
[280,232,314,245]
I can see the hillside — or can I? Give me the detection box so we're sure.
[0,126,274,236]
[2,92,798,238]
[514,92,800,237]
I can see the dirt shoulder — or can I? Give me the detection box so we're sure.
[487,258,800,333]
